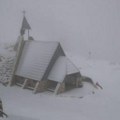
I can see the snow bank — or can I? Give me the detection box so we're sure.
[0,48,120,120]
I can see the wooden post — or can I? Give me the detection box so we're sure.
[54,83,61,95]
[33,82,39,94]
[22,79,28,89]
[28,29,29,40]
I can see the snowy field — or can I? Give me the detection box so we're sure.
[0,48,120,120]
[0,0,120,119]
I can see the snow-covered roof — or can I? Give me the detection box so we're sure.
[48,56,79,82]
[15,41,58,81]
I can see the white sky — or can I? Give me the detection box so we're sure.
[0,0,120,62]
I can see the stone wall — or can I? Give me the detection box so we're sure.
[76,76,83,88]
[0,57,15,84]
[37,80,48,92]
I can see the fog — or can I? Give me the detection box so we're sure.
[0,0,120,62]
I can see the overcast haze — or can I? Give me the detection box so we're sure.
[0,0,120,62]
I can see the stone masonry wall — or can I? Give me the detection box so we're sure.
[0,57,15,83]
[37,80,48,92]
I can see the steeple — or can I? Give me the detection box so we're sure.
[20,11,31,39]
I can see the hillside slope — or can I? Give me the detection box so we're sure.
[0,52,120,120]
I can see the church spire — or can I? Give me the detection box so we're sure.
[20,11,31,39]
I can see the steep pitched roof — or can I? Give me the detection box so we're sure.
[15,41,59,81]
[48,56,80,82]
[21,16,31,30]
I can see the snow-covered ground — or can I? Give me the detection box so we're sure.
[0,48,120,120]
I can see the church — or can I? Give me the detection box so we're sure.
[9,13,82,94]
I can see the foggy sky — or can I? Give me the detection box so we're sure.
[0,0,120,62]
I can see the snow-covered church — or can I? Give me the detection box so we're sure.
[9,14,82,94]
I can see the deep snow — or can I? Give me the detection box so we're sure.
[0,49,120,120]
